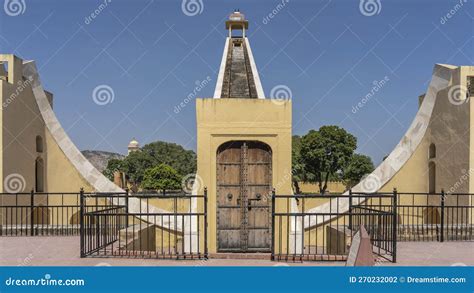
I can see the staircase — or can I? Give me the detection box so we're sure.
[221,38,258,99]
[118,224,156,251]
[117,223,184,255]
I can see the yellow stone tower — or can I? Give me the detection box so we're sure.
[195,11,293,254]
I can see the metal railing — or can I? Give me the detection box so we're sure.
[1,187,472,263]
[80,189,208,260]
[271,191,397,262]
[0,191,83,236]
[271,189,474,262]
[395,191,473,242]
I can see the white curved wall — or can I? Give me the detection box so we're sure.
[305,64,456,228]
[22,60,183,231]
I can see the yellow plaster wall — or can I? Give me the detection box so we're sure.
[41,128,95,225]
[299,181,347,194]
[469,66,474,208]
[44,129,93,193]
[0,55,95,226]
[300,66,473,255]
[196,98,292,253]
[0,55,94,196]
[467,66,474,197]
[379,67,470,210]
[378,136,430,194]
[0,82,3,190]
[1,60,45,194]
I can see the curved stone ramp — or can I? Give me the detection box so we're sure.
[304,64,455,228]
[22,60,183,232]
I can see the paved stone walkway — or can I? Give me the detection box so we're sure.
[0,237,472,266]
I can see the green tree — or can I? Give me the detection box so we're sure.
[292,135,305,194]
[300,126,357,194]
[121,151,154,186]
[343,154,375,188]
[141,141,196,176]
[141,164,182,191]
[102,140,197,190]
[103,158,123,181]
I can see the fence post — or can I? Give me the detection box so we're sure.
[392,188,398,263]
[349,189,353,231]
[271,188,276,261]
[30,189,34,236]
[125,188,129,228]
[203,187,208,259]
[440,189,445,243]
[79,188,85,258]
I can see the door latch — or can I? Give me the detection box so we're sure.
[247,194,262,211]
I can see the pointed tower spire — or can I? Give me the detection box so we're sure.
[213,11,265,99]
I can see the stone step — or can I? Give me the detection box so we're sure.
[229,45,250,98]
[209,252,271,260]
[118,224,154,250]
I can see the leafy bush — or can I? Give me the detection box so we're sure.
[141,164,182,191]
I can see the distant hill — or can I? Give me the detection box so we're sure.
[81,150,125,172]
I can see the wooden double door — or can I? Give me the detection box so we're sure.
[216,141,272,252]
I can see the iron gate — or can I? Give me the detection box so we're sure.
[80,189,208,259]
[271,191,397,262]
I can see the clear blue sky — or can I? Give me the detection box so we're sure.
[1,0,472,164]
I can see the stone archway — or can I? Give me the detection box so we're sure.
[423,207,441,224]
[32,205,50,225]
[70,210,95,225]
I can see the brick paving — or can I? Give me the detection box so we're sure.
[0,237,472,266]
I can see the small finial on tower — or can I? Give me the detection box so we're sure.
[226,10,248,38]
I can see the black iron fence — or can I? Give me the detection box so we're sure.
[271,189,474,262]
[396,191,473,242]
[0,191,83,236]
[271,191,397,262]
[80,189,208,260]
[1,187,472,263]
